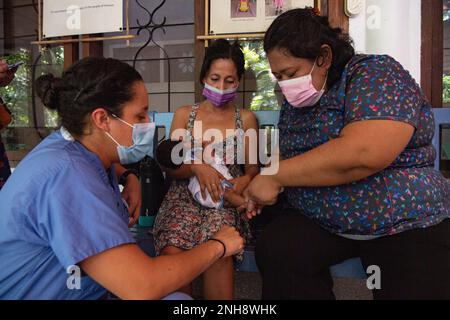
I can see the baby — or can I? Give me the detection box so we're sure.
[155,139,246,210]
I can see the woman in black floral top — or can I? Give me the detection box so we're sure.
[244,9,449,300]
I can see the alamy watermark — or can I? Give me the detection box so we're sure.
[366,265,381,290]
[66,263,382,292]
[67,265,81,290]
[170,121,280,175]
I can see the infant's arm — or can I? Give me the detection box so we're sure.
[223,189,246,210]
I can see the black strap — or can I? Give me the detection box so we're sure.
[119,169,139,186]
[209,238,226,259]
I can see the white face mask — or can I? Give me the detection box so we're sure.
[278,61,328,108]
[105,115,156,165]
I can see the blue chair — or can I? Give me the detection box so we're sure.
[148,108,449,279]
[432,108,450,171]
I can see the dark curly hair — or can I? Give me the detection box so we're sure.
[35,57,143,137]
[264,8,355,89]
[199,39,245,84]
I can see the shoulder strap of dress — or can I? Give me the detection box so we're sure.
[235,106,243,130]
[187,103,200,135]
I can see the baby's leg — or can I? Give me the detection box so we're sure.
[202,256,234,300]
[160,246,193,296]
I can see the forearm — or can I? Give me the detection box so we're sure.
[139,241,223,299]
[273,138,382,188]
[151,241,222,297]
[81,242,224,300]
[224,190,245,207]
[244,164,259,179]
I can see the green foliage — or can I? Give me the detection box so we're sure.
[241,41,280,110]
[0,49,32,127]
[0,46,64,128]
[443,75,450,104]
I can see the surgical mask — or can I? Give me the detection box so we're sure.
[202,83,237,107]
[105,115,156,165]
[278,61,328,108]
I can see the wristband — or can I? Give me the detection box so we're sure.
[119,169,139,186]
[209,238,226,259]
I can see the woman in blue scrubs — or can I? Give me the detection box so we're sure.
[0,57,244,300]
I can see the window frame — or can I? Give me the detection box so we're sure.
[421,0,444,108]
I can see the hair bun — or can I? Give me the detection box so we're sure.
[35,74,61,111]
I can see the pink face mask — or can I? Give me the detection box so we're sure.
[278,61,328,108]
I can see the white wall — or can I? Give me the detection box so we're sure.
[349,0,421,83]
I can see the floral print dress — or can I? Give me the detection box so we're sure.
[153,104,251,265]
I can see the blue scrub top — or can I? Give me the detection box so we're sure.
[0,128,135,299]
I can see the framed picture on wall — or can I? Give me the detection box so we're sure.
[208,0,318,35]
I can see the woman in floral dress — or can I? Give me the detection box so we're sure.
[154,39,259,300]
